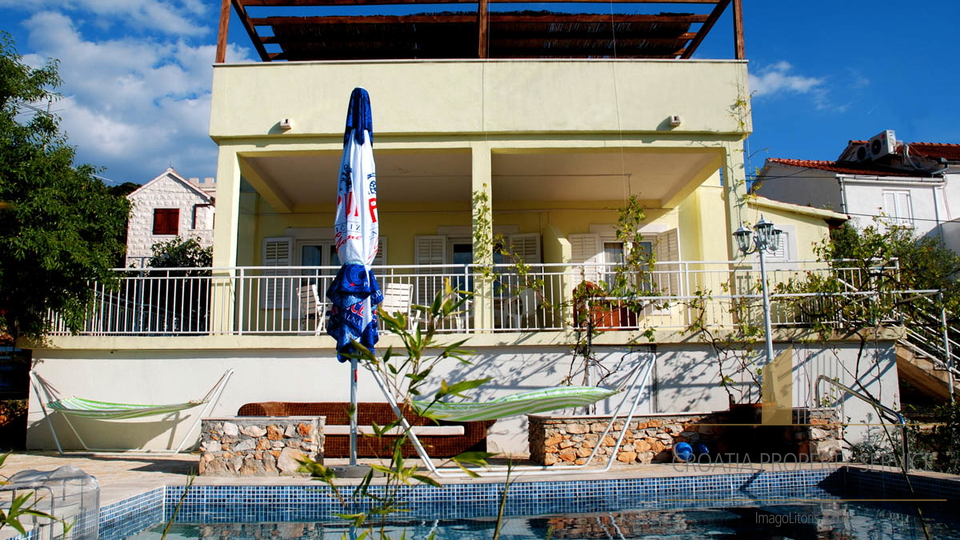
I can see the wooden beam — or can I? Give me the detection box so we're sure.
[254,13,710,26]
[733,0,744,59]
[241,0,719,4]
[254,14,474,27]
[216,0,231,63]
[486,30,697,41]
[493,38,686,48]
[232,0,272,62]
[478,0,489,58]
[680,0,729,59]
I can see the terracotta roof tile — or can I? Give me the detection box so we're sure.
[907,142,960,161]
[765,158,917,177]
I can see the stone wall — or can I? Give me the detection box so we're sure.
[529,408,842,465]
[199,417,324,476]
[125,170,215,267]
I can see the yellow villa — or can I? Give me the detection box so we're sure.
[25,0,902,455]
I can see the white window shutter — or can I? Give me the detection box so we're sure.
[569,233,601,284]
[415,236,447,266]
[508,233,541,264]
[415,235,448,306]
[654,230,681,296]
[263,237,292,310]
[896,192,913,226]
[882,191,897,221]
[373,238,387,267]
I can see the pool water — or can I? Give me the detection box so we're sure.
[131,500,959,540]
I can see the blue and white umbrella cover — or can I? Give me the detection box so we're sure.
[326,87,383,361]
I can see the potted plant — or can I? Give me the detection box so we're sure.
[573,281,630,330]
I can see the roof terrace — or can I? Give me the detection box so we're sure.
[215,0,744,62]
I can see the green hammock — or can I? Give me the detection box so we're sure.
[48,397,208,420]
[31,369,234,454]
[414,386,619,422]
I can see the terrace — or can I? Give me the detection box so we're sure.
[47,260,906,338]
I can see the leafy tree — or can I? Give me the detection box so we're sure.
[823,221,960,311]
[0,32,130,342]
[148,237,212,275]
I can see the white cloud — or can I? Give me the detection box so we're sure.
[0,0,208,36]
[18,10,252,181]
[749,61,825,97]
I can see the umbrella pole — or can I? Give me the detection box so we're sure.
[350,357,359,467]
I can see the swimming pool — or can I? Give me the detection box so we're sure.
[102,466,959,540]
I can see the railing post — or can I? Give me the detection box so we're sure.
[941,291,955,404]
[238,268,245,336]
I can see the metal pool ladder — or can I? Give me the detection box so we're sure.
[814,374,909,472]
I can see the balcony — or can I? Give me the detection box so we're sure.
[46,260,904,340]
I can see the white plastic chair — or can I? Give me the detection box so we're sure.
[380,282,417,329]
[299,283,325,335]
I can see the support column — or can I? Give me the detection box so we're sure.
[210,146,242,334]
[722,141,748,260]
[471,143,494,332]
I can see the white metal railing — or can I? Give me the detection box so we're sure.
[46,260,904,337]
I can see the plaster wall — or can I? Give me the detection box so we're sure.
[210,60,750,139]
[754,165,842,211]
[27,341,898,455]
[843,178,947,237]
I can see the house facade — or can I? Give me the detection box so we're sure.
[24,0,902,455]
[125,168,217,268]
[754,134,960,253]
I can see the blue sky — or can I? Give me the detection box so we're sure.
[0,0,957,184]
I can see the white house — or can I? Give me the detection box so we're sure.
[125,168,217,267]
[754,133,960,252]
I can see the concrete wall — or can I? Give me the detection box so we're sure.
[754,164,842,212]
[210,60,750,139]
[27,340,898,455]
[841,176,947,238]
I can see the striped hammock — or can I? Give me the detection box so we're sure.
[414,386,619,422]
[48,397,207,420]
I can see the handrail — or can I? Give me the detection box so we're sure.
[814,375,909,472]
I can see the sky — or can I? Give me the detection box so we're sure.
[0,0,957,185]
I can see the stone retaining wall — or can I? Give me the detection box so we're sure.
[199,416,324,476]
[529,408,841,466]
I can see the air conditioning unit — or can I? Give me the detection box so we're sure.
[838,142,869,162]
[854,143,870,162]
[866,129,897,160]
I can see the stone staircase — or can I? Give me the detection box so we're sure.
[895,344,957,402]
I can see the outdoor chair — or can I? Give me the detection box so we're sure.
[299,283,325,335]
[380,282,418,329]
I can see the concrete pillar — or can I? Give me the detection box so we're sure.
[209,146,241,334]
[471,142,494,331]
[722,141,748,260]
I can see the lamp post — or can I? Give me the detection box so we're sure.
[733,216,783,368]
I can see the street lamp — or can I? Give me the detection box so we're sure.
[733,216,783,368]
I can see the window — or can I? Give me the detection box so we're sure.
[569,229,679,297]
[882,190,913,227]
[262,236,385,311]
[153,208,179,235]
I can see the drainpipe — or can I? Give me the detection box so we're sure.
[933,184,945,242]
[837,175,847,214]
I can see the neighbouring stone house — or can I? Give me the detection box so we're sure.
[125,168,216,267]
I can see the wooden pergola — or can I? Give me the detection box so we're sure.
[216,0,743,63]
